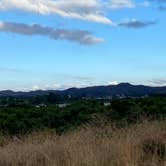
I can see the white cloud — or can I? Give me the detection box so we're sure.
[109,0,135,9]
[0,0,113,24]
[30,83,90,91]
[0,0,151,25]
[107,81,119,85]
[30,81,119,91]
[32,85,40,91]
[148,79,166,87]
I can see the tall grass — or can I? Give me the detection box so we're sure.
[0,120,165,166]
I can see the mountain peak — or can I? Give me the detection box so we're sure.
[117,83,132,86]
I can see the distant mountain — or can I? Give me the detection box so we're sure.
[1,83,166,98]
[0,90,58,97]
[59,83,166,98]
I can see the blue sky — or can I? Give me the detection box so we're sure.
[0,0,166,91]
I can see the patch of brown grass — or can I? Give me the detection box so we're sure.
[0,120,166,166]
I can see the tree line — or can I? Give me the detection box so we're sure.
[0,95,166,135]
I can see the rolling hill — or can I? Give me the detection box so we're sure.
[1,83,166,98]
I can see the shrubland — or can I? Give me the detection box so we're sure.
[0,96,166,166]
[0,120,165,166]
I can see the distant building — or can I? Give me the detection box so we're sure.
[104,102,111,106]
[58,103,69,108]
[35,103,47,108]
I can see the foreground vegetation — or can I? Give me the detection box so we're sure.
[0,120,165,166]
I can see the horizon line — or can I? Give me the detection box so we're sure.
[0,82,166,93]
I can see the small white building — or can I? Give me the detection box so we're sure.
[58,103,69,108]
[35,103,47,108]
[104,102,111,106]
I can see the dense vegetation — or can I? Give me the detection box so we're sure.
[0,95,166,135]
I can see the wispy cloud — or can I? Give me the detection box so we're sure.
[108,0,135,9]
[139,1,150,7]
[0,67,22,73]
[0,0,112,24]
[118,19,156,28]
[0,21,103,44]
[108,0,151,9]
[71,76,94,81]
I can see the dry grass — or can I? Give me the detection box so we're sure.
[0,120,166,166]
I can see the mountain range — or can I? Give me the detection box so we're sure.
[0,83,166,98]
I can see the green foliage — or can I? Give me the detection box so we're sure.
[0,96,166,135]
[0,100,105,135]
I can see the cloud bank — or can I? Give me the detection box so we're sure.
[0,21,103,44]
[148,79,166,86]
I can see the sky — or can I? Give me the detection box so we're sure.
[0,0,166,91]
